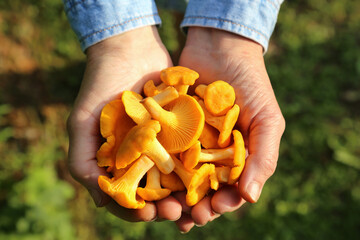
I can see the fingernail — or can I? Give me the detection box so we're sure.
[194,223,205,227]
[247,182,261,203]
[89,189,102,207]
[180,231,187,234]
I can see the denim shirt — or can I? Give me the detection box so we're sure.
[63,0,283,53]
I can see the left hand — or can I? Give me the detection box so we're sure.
[174,27,285,232]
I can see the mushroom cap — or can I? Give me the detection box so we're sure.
[137,188,171,201]
[122,90,151,125]
[115,120,161,169]
[98,175,146,209]
[232,130,246,166]
[98,155,155,209]
[180,141,201,170]
[199,122,220,149]
[186,163,215,206]
[195,84,207,99]
[97,99,135,167]
[218,104,240,148]
[204,81,236,116]
[228,166,244,185]
[143,95,205,153]
[160,172,186,192]
[160,66,199,86]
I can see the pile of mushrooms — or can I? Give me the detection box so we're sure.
[96,66,246,209]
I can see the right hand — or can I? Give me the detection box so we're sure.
[66,26,182,222]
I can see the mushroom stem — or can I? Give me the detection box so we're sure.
[174,84,190,95]
[98,155,154,209]
[142,97,174,123]
[144,138,175,174]
[136,166,171,201]
[199,148,234,162]
[152,86,179,106]
[144,166,162,189]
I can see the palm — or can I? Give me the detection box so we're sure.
[67,29,182,222]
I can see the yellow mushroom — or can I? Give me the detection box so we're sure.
[115,120,175,174]
[96,99,135,168]
[137,166,171,201]
[180,130,245,178]
[143,80,168,97]
[172,155,216,206]
[215,166,231,183]
[198,99,240,148]
[160,172,186,192]
[195,84,207,99]
[98,155,154,209]
[199,122,220,149]
[180,141,201,171]
[142,95,205,153]
[204,80,236,116]
[122,87,179,125]
[160,66,199,94]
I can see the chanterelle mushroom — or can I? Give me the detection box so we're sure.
[160,66,199,94]
[198,99,240,148]
[160,172,186,192]
[98,155,154,209]
[96,99,135,168]
[142,95,205,153]
[143,80,168,97]
[199,122,219,149]
[204,80,236,116]
[172,155,217,206]
[115,120,175,174]
[180,129,245,183]
[137,166,171,201]
[122,88,179,125]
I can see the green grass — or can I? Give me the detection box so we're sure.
[0,0,359,239]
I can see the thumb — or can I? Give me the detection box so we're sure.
[67,112,111,207]
[238,109,285,203]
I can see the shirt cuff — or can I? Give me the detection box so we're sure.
[181,0,283,53]
[63,0,161,52]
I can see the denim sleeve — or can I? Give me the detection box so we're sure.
[63,0,161,52]
[181,0,284,53]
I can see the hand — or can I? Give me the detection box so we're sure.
[66,26,182,222]
[175,27,285,232]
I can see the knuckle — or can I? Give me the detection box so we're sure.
[260,153,278,177]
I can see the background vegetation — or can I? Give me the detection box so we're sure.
[0,0,359,239]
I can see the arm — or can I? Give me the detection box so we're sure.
[64,0,182,222]
[175,0,285,232]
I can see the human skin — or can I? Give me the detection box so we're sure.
[174,27,286,232]
[66,25,285,232]
[67,26,182,222]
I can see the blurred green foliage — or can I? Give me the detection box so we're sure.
[0,0,359,239]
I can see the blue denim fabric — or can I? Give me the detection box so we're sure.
[64,0,283,52]
[63,0,161,51]
[181,0,284,52]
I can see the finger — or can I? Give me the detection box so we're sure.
[238,110,285,203]
[175,213,195,233]
[106,200,157,222]
[172,191,192,214]
[155,196,182,221]
[211,185,246,214]
[191,196,220,226]
[67,112,110,207]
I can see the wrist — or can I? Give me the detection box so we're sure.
[86,25,164,60]
[185,27,263,57]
